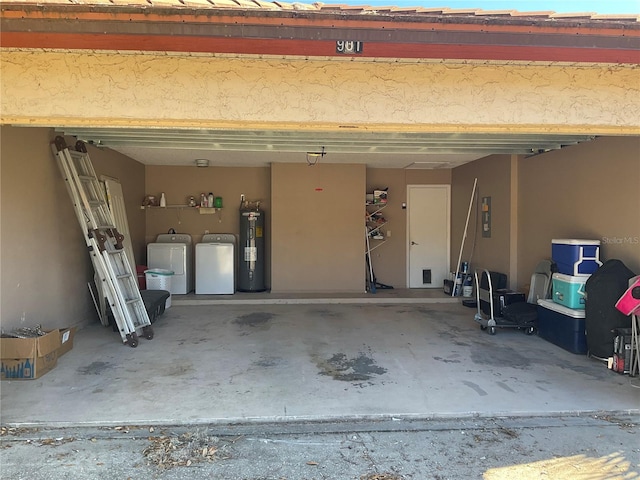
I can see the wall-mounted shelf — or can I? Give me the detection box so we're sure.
[142,204,188,210]
[141,205,222,215]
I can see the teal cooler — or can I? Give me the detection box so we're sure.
[552,239,601,276]
[552,273,588,309]
[537,299,587,354]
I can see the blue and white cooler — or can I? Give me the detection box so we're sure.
[552,239,602,276]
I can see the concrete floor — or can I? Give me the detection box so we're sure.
[2,292,639,427]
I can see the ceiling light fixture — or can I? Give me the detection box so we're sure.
[306,146,326,166]
[195,158,209,167]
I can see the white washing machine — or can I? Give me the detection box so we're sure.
[196,234,236,294]
[147,234,193,294]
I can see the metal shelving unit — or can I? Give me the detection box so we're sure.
[366,202,387,252]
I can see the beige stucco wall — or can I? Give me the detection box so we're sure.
[2,51,639,133]
[144,166,271,247]
[144,165,271,285]
[449,138,640,293]
[0,126,146,331]
[271,163,365,293]
[517,136,640,289]
[143,165,452,291]
[451,155,514,285]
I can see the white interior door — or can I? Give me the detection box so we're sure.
[407,185,450,288]
[102,176,136,269]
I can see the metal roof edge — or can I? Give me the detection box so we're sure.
[0,0,638,24]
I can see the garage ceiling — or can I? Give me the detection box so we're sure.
[55,127,596,168]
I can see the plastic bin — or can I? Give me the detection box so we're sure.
[552,273,589,309]
[144,269,174,308]
[552,239,601,276]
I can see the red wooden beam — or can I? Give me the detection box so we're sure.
[2,32,638,64]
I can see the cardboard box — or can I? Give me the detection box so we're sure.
[58,327,77,357]
[1,330,61,380]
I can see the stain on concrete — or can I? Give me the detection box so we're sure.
[311,308,342,319]
[557,363,610,380]
[433,356,461,364]
[161,362,193,377]
[496,381,516,393]
[436,326,467,341]
[462,380,488,396]
[78,361,113,375]
[415,307,441,318]
[436,332,454,343]
[470,345,532,368]
[316,353,387,383]
[234,312,274,328]
[177,338,206,346]
[253,356,282,368]
[471,346,607,381]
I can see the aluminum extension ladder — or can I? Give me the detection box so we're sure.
[52,137,153,347]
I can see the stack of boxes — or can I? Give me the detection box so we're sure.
[537,239,602,354]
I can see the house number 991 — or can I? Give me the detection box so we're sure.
[336,41,363,54]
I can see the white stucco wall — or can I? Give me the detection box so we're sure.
[2,51,639,133]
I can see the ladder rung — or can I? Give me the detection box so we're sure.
[107,249,125,255]
[125,298,141,305]
[97,225,117,230]
[78,175,96,181]
[116,273,132,279]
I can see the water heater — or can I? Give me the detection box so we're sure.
[238,203,266,292]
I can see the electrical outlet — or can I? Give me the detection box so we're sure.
[204,230,209,235]
[387,230,391,237]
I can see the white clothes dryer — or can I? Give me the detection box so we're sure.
[196,234,236,294]
[147,234,193,294]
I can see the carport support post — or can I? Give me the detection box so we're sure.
[452,178,478,297]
